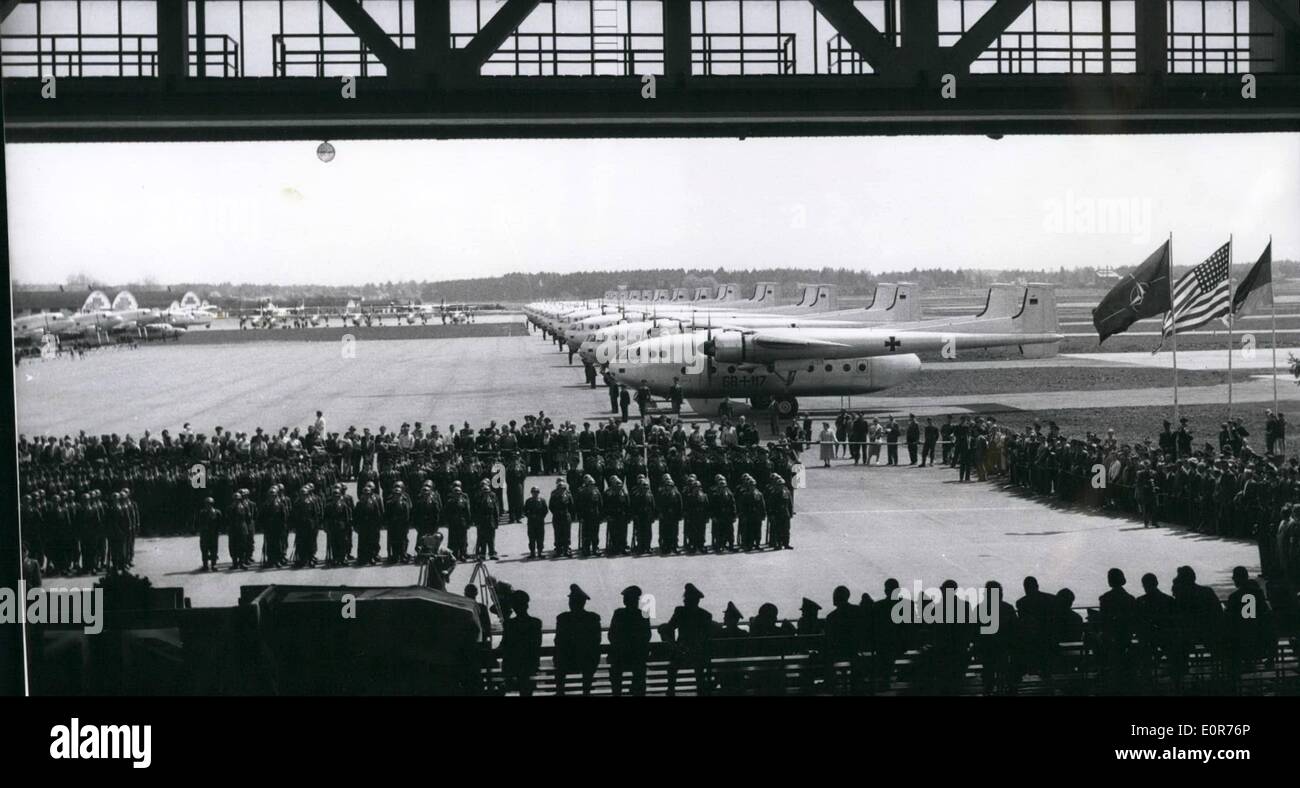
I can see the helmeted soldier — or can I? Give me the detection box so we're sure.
[522,486,549,559]
[735,473,767,551]
[709,474,737,551]
[444,480,472,561]
[765,473,794,549]
[602,476,630,555]
[325,483,354,566]
[682,475,710,553]
[473,479,500,560]
[353,482,382,565]
[630,474,657,554]
[656,474,683,554]
[413,479,443,540]
[575,474,604,557]
[291,484,321,568]
[549,479,574,557]
[194,496,223,571]
[385,480,413,564]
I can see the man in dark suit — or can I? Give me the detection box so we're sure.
[554,584,602,695]
[608,585,651,696]
[905,415,921,465]
[920,417,939,468]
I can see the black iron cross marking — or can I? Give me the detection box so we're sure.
[884,336,902,351]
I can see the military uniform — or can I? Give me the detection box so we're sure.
[473,481,500,559]
[554,585,603,695]
[602,478,630,554]
[522,489,548,558]
[656,476,683,553]
[549,482,574,557]
[608,586,651,696]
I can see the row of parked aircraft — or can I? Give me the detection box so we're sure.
[524,281,1063,417]
[13,290,216,345]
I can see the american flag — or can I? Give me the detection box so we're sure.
[1161,242,1231,338]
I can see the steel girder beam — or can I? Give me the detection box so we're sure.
[1256,0,1300,32]
[663,0,691,84]
[808,0,902,77]
[459,0,541,71]
[156,0,190,81]
[0,0,23,24]
[1135,0,1169,75]
[323,0,411,75]
[5,72,1298,143]
[947,0,1034,71]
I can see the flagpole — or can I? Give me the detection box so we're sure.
[1271,235,1278,416]
[1227,234,1234,420]
[1169,233,1179,427]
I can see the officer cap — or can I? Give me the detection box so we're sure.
[662,475,675,485]
[724,601,743,621]
[583,474,596,485]
[452,481,462,488]
[684,583,704,601]
[801,597,822,612]
[530,486,540,493]
[205,497,215,504]
[610,476,623,485]
[568,584,590,601]
[622,585,642,599]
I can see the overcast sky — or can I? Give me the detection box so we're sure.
[6,133,1297,286]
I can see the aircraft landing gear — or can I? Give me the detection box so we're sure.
[774,396,799,418]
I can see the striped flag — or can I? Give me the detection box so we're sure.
[1161,241,1231,339]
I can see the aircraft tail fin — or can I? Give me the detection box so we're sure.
[800,284,838,312]
[1014,283,1060,358]
[975,283,1025,320]
[864,283,897,314]
[750,281,779,303]
[886,282,923,322]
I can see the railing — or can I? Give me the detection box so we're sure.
[827,31,1276,75]
[0,34,240,78]
[270,31,798,78]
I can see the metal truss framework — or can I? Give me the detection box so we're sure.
[1,0,1298,142]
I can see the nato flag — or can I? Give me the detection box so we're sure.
[1093,240,1173,343]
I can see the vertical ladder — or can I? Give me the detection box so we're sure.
[591,0,622,74]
